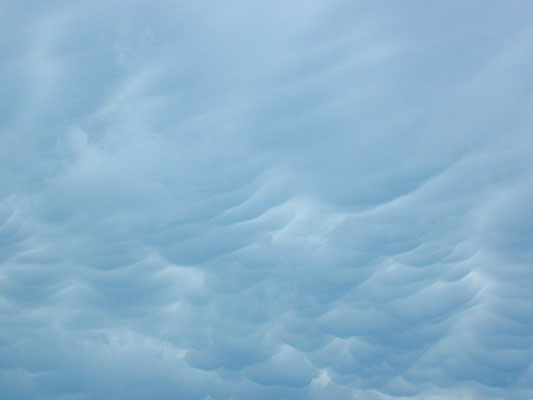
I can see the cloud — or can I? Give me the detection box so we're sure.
[1,0,532,399]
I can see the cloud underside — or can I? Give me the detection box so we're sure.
[1,1,532,399]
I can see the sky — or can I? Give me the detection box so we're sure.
[0,1,532,399]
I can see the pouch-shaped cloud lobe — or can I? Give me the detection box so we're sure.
[1,1,532,399]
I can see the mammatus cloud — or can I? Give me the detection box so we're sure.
[1,1,532,399]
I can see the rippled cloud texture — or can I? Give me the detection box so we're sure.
[1,1,532,399]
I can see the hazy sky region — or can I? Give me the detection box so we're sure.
[1,1,532,399]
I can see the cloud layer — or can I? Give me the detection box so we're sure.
[1,1,532,399]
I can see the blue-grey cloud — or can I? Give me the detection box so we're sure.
[1,1,532,399]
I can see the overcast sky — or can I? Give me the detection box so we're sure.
[1,1,532,399]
